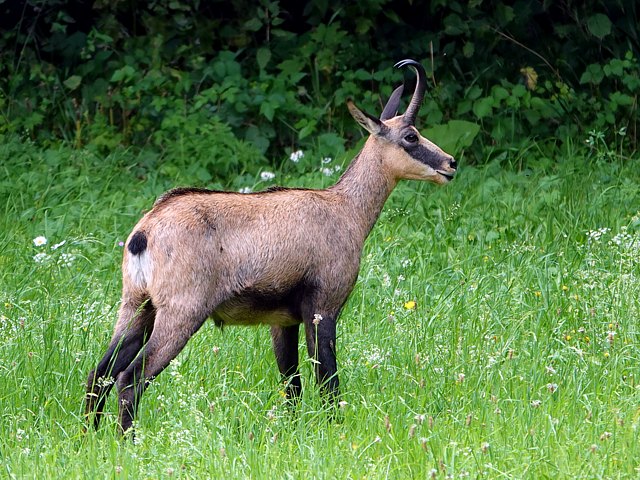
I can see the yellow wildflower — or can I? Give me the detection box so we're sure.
[404,300,417,310]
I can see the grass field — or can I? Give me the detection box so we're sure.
[1,136,639,479]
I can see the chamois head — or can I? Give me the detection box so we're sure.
[348,59,457,185]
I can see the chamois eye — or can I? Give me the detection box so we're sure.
[404,133,418,143]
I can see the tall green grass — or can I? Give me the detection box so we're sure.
[1,137,638,478]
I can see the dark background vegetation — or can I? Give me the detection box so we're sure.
[0,0,637,173]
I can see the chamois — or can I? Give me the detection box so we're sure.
[85,59,457,434]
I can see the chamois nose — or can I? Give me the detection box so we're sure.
[449,158,457,170]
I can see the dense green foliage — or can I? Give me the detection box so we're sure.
[1,0,638,168]
[1,136,639,478]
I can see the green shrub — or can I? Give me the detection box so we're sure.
[0,0,637,171]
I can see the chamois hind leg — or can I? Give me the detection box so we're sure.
[85,298,155,430]
[270,324,302,400]
[116,305,208,434]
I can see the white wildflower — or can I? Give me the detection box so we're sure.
[600,431,612,441]
[321,156,332,164]
[260,171,276,181]
[58,253,76,267]
[238,186,252,194]
[51,240,66,250]
[33,252,49,264]
[267,406,277,420]
[289,150,304,162]
[33,236,47,247]
[364,345,388,365]
[586,227,610,242]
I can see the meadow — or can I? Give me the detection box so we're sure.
[0,134,639,479]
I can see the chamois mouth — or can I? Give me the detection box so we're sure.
[437,171,455,181]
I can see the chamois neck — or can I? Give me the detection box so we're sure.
[330,143,398,239]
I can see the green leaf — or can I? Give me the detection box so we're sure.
[260,102,275,121]
[23,112,44,129]
[491,86,509,101]
[354,69,371,81]
[587,14,612,39]
[456,99,472,116]
[579,64,604,85]
[512,84,527,98]
[244,17,262,32]
[604,58,625,77]
[256,47,271,70]
[63,75,82,90]
[495,4,515,25]
[485,230,500,243]
[610,92,634,106]
[443,13,466,36]
[463,42,475,58]
[244,125,270,154]
[473,97,494,118]
[110,65,136,83]
[298,120,317,139]
[278,58,305,77]
[423,120,480,155]
[467,85,482,100]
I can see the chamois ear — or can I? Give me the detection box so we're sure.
[347,100,388,137]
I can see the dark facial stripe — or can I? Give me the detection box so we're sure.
[404,144,444,170]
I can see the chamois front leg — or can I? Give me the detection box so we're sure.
[304,311,339,402]
[271,324,302,401]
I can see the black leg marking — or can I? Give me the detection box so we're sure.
[271,324,302,400]
[304,312,339,402]
[85,301,155,430]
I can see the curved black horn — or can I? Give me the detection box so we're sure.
[394,59,427,125]
[380,84,404,121]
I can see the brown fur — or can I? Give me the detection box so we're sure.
[85,60,457,434]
